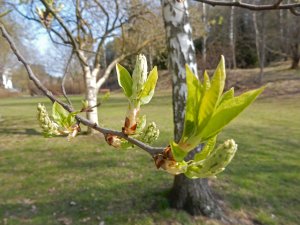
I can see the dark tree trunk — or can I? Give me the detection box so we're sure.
[161,0,223,218]
[170,177,222,217]
[291,43,299,69]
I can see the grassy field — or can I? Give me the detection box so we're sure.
[0,92,299,225]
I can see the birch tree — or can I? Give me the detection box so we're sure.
[229,6,236,68]
[253,11,266,83]
[161,0,223,217]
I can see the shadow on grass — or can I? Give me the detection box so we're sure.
[0,180,171,224]
[0,128,41,136]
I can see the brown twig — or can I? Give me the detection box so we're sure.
[0,23,164,157]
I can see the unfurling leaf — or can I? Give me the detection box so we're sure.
[116,63,133,98]
[194,136,217,162]
[52,101,69,127]
[139,66,158,105]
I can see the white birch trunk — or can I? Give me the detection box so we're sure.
[161,0,223,218]
[84,67,100,133]
[252,11,265,83]
[229,6,236,69]
[202,3,208,68]
[161,0,197,141]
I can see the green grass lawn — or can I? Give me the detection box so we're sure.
[0,92,299,225]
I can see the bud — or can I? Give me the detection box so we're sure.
[154,146,187,175]
[132,54,147,98]
[122,104,139,135]
[140,122,159,144]
[67,124,81,141]
[37,103,60,137]
[185,139,238,178]
[105,134,122,148]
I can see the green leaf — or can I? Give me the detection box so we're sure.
[194,136,217,162]
[52,102,69,127]
[180,65,201,143]
[200,86,265,140]
[64,113,76,128]
[116,63,133,98]
[197,56,226,132]
[202,70,210,91]
[139,66,158,105]
[218,87,234,106]
[170,141,188,162]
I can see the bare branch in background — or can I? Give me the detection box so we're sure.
[192,0,300,15]
[61,52,74,106]
[40,0,89,66]
[0,23,165,157]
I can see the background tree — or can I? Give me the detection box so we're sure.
[10,0,155,132]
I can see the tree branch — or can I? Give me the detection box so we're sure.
[192,0,300,13]
[40,0,89,66]
[61,51,74,106]
[0,22,164,157]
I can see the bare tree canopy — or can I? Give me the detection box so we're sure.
[190,0,300,15]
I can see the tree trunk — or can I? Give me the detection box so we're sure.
[84,68,99,133]
[161,0,223,218]
[202,3,208,68]
[252,11,265,83]
[229,6,236,69]
[291,43,300,69]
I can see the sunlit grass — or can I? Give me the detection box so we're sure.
[0,92,299,225]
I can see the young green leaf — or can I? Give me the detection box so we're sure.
[194,136,217,162]
[200,86,265,140]
[52,102,69,127]
[116,63,133,98]
[180,65,201,143]
[197,56,226,131]
[218,87,234,106]
[170,141,188,162]
[202,70,210,91]
[139,66,158,105]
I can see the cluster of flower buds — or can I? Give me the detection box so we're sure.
[185,139,238,179]
[37,103,60,137]
[37,102,80,140]
[139,122,160,144]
